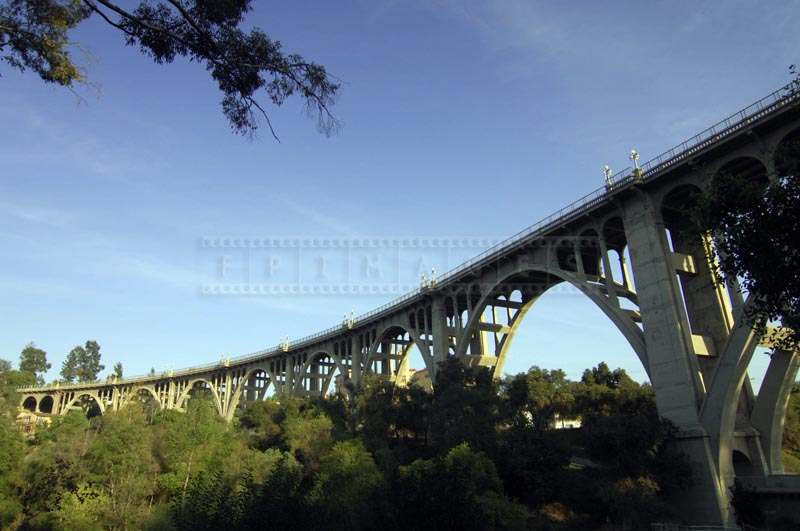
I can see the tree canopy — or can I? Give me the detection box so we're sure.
[60,340,105,383]
[3,356,797,529]
[0,0,340,139]
[693,68,800,348]
[18,342,50,384]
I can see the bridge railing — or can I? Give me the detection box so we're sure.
[18,83,800,393]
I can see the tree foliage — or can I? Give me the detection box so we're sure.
[693,68,800,348]
[0,0,339,138]
[3,359,736,530]
[61,340,105,383]
[19,342,50,384]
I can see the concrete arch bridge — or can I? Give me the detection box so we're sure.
[18,84,800,527]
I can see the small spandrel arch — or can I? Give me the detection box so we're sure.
[22,396,36,412]
[39,395,54,414]
[775,127,800,179]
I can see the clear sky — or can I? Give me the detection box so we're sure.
[1,1,797,386]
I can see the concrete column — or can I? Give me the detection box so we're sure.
[430,297,449,376]
[598,237,620,308]
[167,380,176,410]
[618,252,634,291]
[672,232,734,375]
[351,338,362,387]
[623,192,729,526]
[572,238,586,277]
[286,357,295,394]
[111,387,120,412]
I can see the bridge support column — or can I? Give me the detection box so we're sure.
[351,339,362,388]
[430,297,449,376]
[623,192,731,526]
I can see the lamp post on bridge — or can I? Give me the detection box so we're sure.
[603,165,614,190]
[629,149,643,182]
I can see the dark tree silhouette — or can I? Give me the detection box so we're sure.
[0,0,339,139]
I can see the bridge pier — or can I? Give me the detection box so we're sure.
[623,192,732,526]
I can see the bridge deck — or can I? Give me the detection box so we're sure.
[18,83,800,393]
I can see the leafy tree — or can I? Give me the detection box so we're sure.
[395,443,528,531]
[502,366,574,431]
[428,358,501,456]
[281,403,333,472]
[0,411,24,528]
[173,451,308,531]
[573,362,643,417]
[0,366,36,417]
[693,71,800,347]
[61,340,105,383]
[307,440,387,530]
[153,397,264,504]
[237,454,310,530]
[0,0,339,138]
[53,484,106,531]
[112,362,123,380]
[80,404,158,528]
[81,340,104,382]
[19,342,50,384]
[7,358,707,529]
[494,423,570,508]
[60,346,80,383]
[20,412,93,528]
[238,399,286,451]
[580,361,637,391]
[0,359,11,373]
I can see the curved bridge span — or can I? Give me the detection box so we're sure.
[18,84,800,526]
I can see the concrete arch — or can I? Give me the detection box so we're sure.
[122,386,162,409]
[774,126,800,178]
[38,395,54,414]
[699,297,761,487]
[236,366,277,399]
[707,150,770,179]
[751,349,800,474]
[578,228,603,277]
[293,350,347,394]
[364,322,434,379]
[223,366,277,421]
[21,396,36,412]
[661,183,703,234]
[456,263,648,378]
[176,378,223,415]
[713,156,769,187]
[602,216,627,252]
[63,392,105,416]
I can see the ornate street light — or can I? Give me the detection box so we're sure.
[629,149,644,182]
[629,149,640,170]
[603,165,613,190]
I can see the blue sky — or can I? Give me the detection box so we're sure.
[1,0,797,385]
